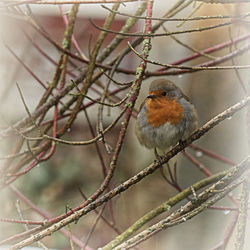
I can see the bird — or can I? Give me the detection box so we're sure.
[136,78,198,157]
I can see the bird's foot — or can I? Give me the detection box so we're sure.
[178,139,186,151]
[154,148,163,164]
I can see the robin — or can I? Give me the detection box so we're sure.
[136,78,198,157]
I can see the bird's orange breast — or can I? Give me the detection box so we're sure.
[145,97,184,127]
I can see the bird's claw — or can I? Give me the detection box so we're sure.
[154,148,163,164]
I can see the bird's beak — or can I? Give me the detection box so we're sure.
[147,94,156,99]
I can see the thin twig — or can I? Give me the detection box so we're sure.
[235,179,250,250]
[101,5,250,22]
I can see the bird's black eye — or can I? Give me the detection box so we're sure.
[161,91,167,96]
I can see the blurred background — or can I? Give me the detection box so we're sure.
[0,0,250,249]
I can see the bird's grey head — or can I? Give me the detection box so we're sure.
[148,78,183,99]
